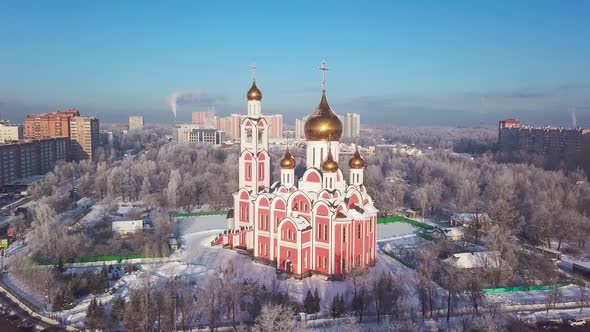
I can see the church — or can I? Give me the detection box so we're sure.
[213,63,378,279]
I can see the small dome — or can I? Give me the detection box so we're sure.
[280,149,296,169]
[247,81,262,101]
[304,92,342,141]
[321,150,338,173]
[348,147,365,169]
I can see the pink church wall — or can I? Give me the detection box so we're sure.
[302,247,311,272]
[258,235,270,259]
[315,247,329,274]
[279,245,297,273]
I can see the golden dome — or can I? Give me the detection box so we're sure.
[349,147,365,169]
[304,92,342,141]
[247,80,262,101]
[321,150,339,173]
[280,149,296,169]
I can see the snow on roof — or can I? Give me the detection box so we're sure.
[444,227,464,237]
[112,219,142,224]
[444,251,500,269]
[291,217,311,231]
[364,204,378,214]
[452,212,490,223]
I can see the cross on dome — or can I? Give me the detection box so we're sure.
[320,60,329,92]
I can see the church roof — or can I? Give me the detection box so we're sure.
[291,217,312,231]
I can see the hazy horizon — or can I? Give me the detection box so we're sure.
[1,1,589,127]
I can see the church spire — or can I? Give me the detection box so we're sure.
[247,63,262,101]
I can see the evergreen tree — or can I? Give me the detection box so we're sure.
[337,294,346,316]
[110,297,126,324]
[303,290,315,314]
[313,288,321,313]
[86,298,98,329]
[330,294,340,318]
[52,292,64,312]
[62,287,74,309]
[94,301,106,330]
[248,297,263,319]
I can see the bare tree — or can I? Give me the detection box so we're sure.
[198,273,222,332]
[578,283,588,314]
[415,243,438,319]
[166,169,181,210]
[255,303,301,332]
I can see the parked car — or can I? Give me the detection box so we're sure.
[569,319,586,327]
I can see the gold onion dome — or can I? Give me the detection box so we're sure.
[280,149,296,169]
[304,92,342,141]
[349,147,366,169]
[322,150,339,173]
[247,80,262,101]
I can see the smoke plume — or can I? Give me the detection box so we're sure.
[167,90,224,118]
[571,110,577,128]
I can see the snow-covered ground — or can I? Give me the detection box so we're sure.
[17,214,588,328]
[53,215,423,325]
[376,222,416,241]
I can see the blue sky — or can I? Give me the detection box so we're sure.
[1,1,589,126]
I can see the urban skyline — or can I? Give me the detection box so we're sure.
[1,1,590,127]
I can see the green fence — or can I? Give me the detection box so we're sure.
[173,210,228,217]
[377,215,435,230]
[70,254,144,264]
[36,254,145,265]
[483,283,569,294]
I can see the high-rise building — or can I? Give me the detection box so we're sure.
[192,110,216,128]
[295,116,308,139]
[0,138,68,186]
[128,116,144,130]
[216,113,282,139]
[70,116,99,160]
[264,114,283,139]
[216,114,243,139]
[24,109,80,139]
[340,113,360,138]
[498,118,590,173]
[100,130,114,145]
[0,120,23,143]
[175,124,225,145]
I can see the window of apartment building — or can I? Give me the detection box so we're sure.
[324,224,328,241]
[357,224,361,239]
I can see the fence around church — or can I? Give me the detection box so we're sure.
[173,210,228,217]
[377,215,435,229]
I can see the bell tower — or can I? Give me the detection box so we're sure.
[239,65,270,195]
